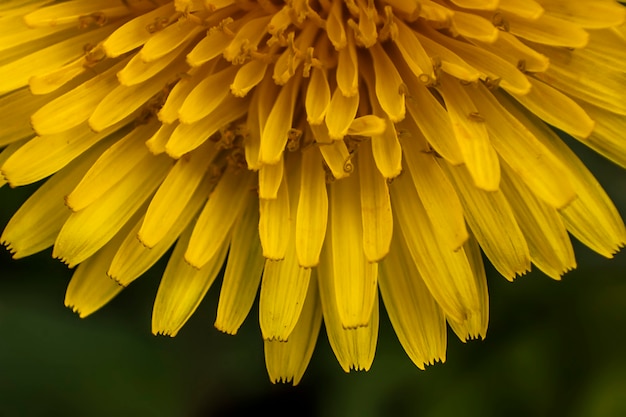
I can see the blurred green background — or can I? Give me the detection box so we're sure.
[1,138,625,417]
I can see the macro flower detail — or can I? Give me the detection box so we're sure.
[1,0,625,384]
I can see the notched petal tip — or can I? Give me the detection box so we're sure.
[64,301,94,319]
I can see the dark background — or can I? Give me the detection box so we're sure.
[1,138,625,417]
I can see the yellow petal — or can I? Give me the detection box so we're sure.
[1,139,109,258]
[389,170,480,323]
[499,163,576,279]
[0,87,49,146]
[325,88,359,140]
[304,66,330,125]
[157,65,208,124]
[139,18,201,62]
[89,60,186,132]
[145,122,177,155]
[66,121,160,212]
[514,111,626,257]
[178,66,238,124]
[533,44,626,115]
[260,255,312,341]
[259,74,300,164]
[312,125,352,180]
[329,171,378,329]
[473,85,577,209]
[452,11,499,43]
[295,148,328,267]
[186,25,230,67]
[399,65,464,165]
[139,141,216,248]
[577,102,626,168]
[424,25,531,95]
[316,263,379,372]
[372,126,402,181]
[230,58,268,97]
[2,123,123,187]
[185,168,254,268]
[30,59,126,135]
[53,153,171,267]
[259,162,290,260]
[117,45,185,87]
[438,74,500,191]
[102,2,176,58]
[443,163,531,280]
[505,11,589,48]
[165,94,248,158]
[358,142,392,262]
[64,232,127,319]
[511,76,595,139]
[0,24,116,95]
[214,195,264,335]
[474,30,549,73]
[393,19,435,81]
[541,0,626,29]
[368,42,406,122]
[152,225,229,337]
[335,31,358,96]
[258,158,283,200]
[447,235,489,341]
[398,124,469,251]
[264,276,322,385]
[379,232,447,369]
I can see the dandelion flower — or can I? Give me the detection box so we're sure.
[1,0,625,384]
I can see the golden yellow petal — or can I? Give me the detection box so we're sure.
[165,94,248,158]
[138,141,216,248]
[443,163,531,280]
[139,18,201,62]
[317,263,378,372]
[53,153,171,267]
[358,142,392,262]
[505,11,589,47]
[30,59,126,135]
[102,2,175,58]
[1,140,107,258]
[368,43,406,122]
[259,163,290,260]
[304,66,330,125]
[177,66,238,124]
[109,173,208,286]
[577,102,626,168]
[66,121,160,212]
[258,74,300,164]
[447,235,489,341]
[264,276,322,385]
[438,75,500,191]
[325,88,359,140]
[379,232,447,369]
[185,168,254,269]
[89,59,186,132]
[152,225,229,337]
[260,253,312,341]
[2,123,123,187]
[499,163,576,279]
[214,196,264,335]
[511,76,595,139]
[64,234,127,319]
[473,85,577,209]
[390,170,480,323]
[398,125,469,251]
[295,148,328,268]
[329,170,378,329]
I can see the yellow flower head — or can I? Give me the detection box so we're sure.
[1,0,625,384]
